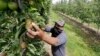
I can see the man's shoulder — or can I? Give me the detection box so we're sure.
[58,31,67,38]
[45,26,53,32]
[60,31,66,36]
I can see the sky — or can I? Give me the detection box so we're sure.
[52,0,61,4]
[52,0,92,4]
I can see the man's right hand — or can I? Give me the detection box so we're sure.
[26,31,35,39]
[26,22,45,39]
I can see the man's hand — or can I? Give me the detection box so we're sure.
[26,32,35,39]
[27,22,44,39]
[32,22,41,31]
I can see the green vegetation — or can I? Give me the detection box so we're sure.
[65,24,95,56]
[54,0,100,31]
[0,0,51,56]
[49,11,62,25]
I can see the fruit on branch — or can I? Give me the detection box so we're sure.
[25,19,33,30]
[8,2,18,10]
[0,1,7,11]
[20,41,27,49]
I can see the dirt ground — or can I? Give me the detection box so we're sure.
[44,42,52,56]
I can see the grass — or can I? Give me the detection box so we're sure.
[50,11,100,56]
[49,11,62,25]
[64,24,96,56]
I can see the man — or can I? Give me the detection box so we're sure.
[27,20,67,56]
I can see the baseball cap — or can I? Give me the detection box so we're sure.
[55,20,65,27]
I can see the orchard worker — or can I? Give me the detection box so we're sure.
[27,20,67,56]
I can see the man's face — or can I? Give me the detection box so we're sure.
[54,23,63,31]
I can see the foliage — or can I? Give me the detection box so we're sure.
[0,0,51,56]
[53,0,100,30]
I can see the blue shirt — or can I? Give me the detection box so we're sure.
[45,26,67,56]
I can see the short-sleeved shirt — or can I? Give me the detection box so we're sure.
[45,26,67,56]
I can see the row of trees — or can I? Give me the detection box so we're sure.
[54,0,100,31]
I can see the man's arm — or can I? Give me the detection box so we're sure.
[38,32,60,46]
[27,22,66,46]
[37,31,66,46]
[27,29,59,46]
